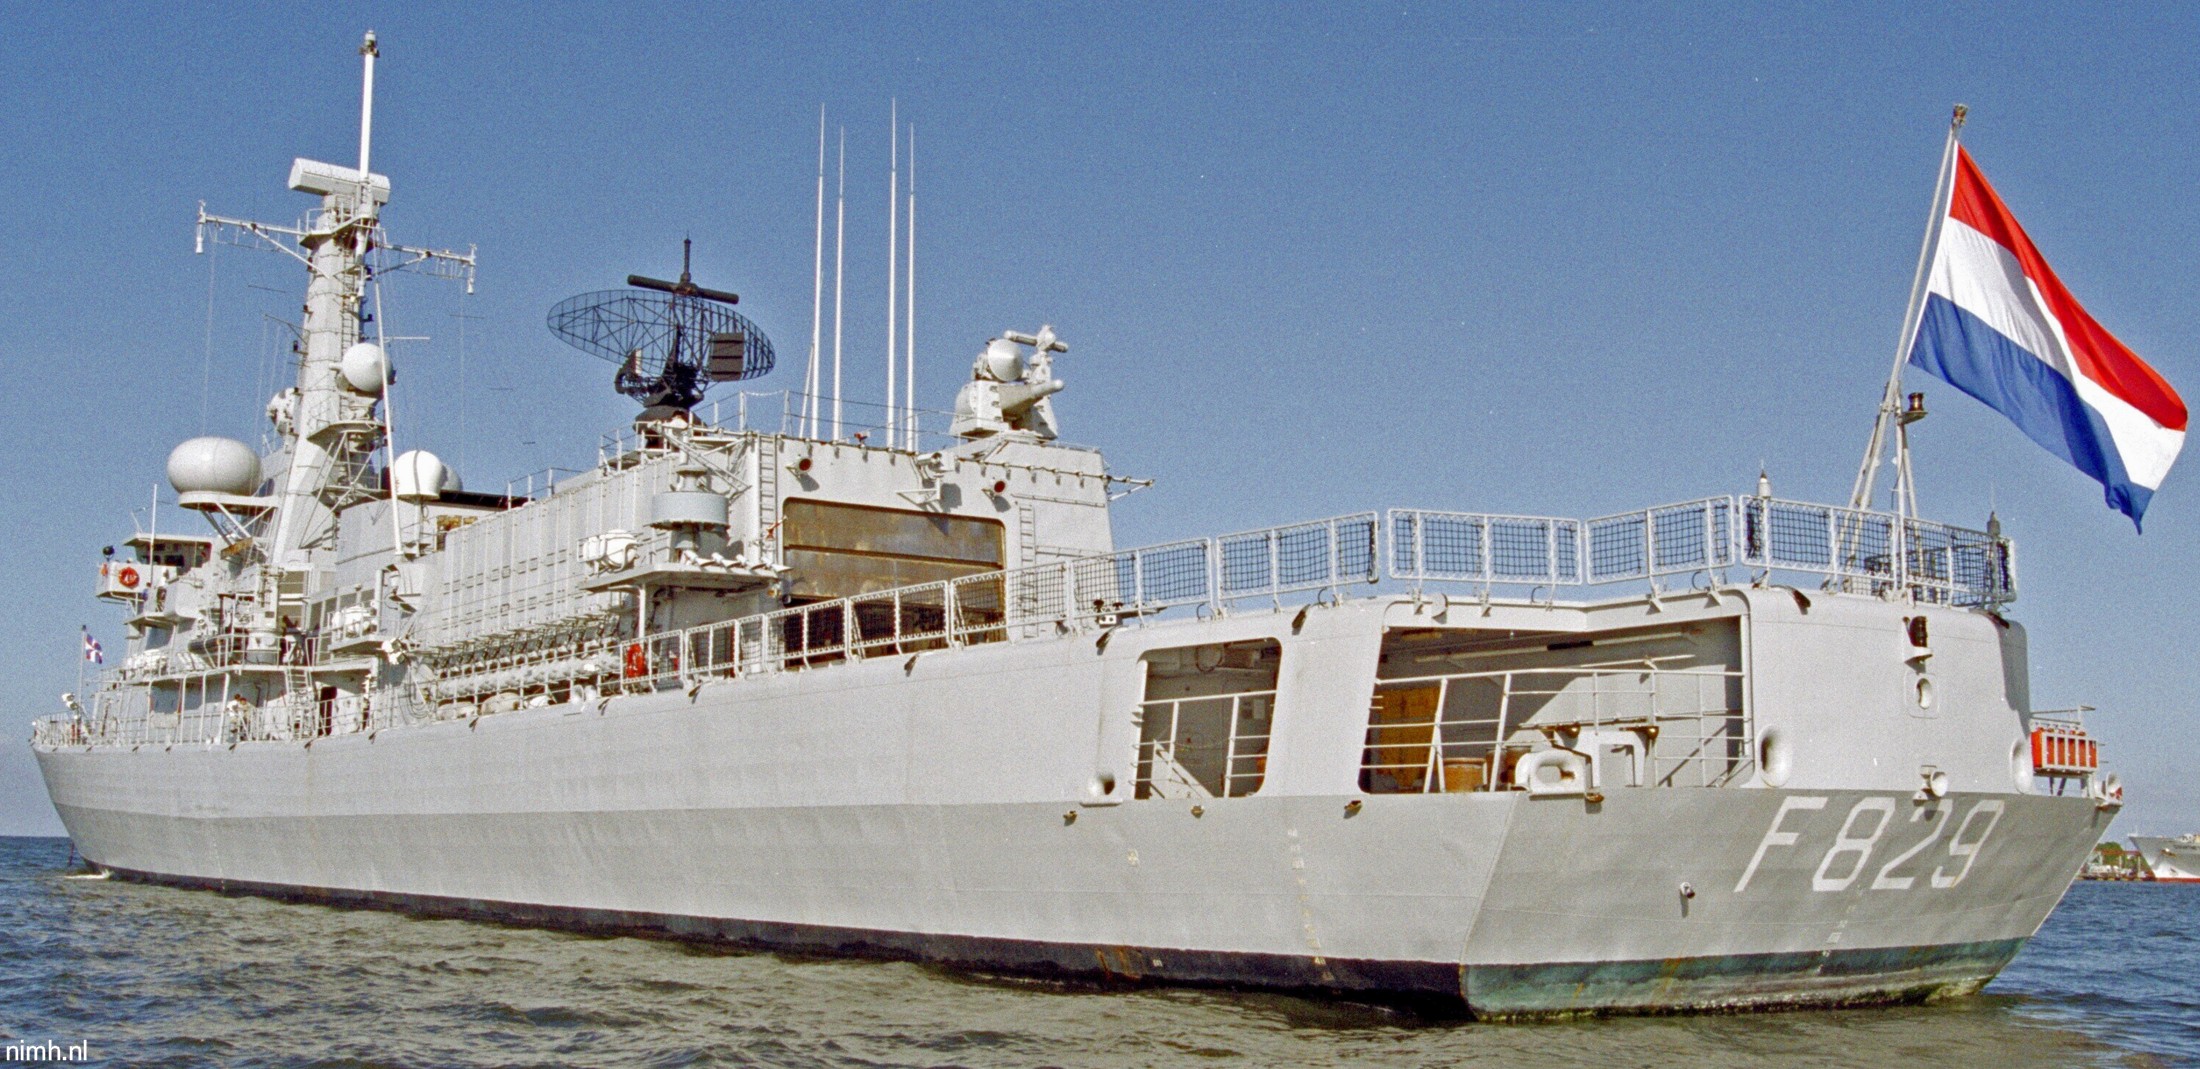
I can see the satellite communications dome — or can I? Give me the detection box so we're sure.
[166,437,263,497]
[391,450,462,502]
[340,342,391,395]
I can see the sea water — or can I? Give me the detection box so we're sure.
[0,837,2190,1068]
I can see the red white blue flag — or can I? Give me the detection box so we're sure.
[1908,148,2186,528]
[82,627,103,665]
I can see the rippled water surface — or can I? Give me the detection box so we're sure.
[0,836,2190,1068]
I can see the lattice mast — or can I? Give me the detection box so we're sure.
[192,31,476,659]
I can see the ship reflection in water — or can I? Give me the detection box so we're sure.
[4,840,2190,1068]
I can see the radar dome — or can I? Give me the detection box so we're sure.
[391,450,460,502]
[340,342,391,395]
[166,437,262,497]
[979,338,1024,382]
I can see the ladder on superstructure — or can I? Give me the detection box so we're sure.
[755,436,781,565]
[282,659,315,738]
[1014,502,1046,636]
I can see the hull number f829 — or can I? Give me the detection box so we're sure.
[1733,796,2006,894]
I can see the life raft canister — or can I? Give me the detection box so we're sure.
[623,643,648,678]
[116,566,141,589]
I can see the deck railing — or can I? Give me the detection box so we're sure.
[596,391,975,466]
[106,631,321,679]
[1360,666,1752,794]
[1134,691,1276,800]
[1391,495,2012,607]
[35,491,2011,746]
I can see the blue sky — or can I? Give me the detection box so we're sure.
[2,3,2195,834]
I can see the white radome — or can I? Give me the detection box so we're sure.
[165,437,262,496]
[340,342,391,395]
[391,449,460,501]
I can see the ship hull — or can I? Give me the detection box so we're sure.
[2128,836,2200,882]
[38,710,2106,1016]
[86,860,2028,1015]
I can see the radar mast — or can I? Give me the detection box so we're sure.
[189,31,476,662]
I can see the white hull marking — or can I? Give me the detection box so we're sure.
[1735,795,1827,893]
[1869,803,1948,891]
[1813,797,1897,893]
[1737,796,2011,895]
[1931,799,2005,890]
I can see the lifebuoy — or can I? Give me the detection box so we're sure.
[623,643,648,678]
[116,566,141,589]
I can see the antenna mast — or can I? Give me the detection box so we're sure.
[905,124,916,449]
[886,99,899,449]
[358,31,378,176]
[833,129,847,440]
[186,31,478,661]
[1849,104,1967,517]
[806,107,826,439]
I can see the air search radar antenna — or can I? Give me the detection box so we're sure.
[547,239,777,421]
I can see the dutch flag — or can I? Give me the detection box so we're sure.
[1908,147,2186,529]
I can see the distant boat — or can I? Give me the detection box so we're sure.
[2129,835,2200,882]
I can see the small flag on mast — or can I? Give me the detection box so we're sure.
[82,626,103,665]
[1907,147,2187,529]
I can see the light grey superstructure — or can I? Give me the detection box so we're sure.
[32,38,2126,1017]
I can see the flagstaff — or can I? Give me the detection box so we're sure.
[1849,103,1967,518]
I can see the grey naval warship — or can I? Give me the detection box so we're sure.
[33,37,2125,1017]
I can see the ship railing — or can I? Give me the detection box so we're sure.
[424,495,1998,705]
[47,495,2003,745]
[1358,666,1752,794]
[408,621,627,709]
[98,628,325,682]
[33,629,357,748]
[2023,705,2100,784]
[1054,512,1380,622]
[1132,691,1276,800]
[588,514,1381,695]
[33,681,233,749]
[502,466,591,502]
[595,391,974,464]
[34,708,218,749]
[1389,495,2013,607]
[30,716,80,747]
[2026,706,2093,731]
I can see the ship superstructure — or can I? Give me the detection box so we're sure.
[32,37,2129,1017]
